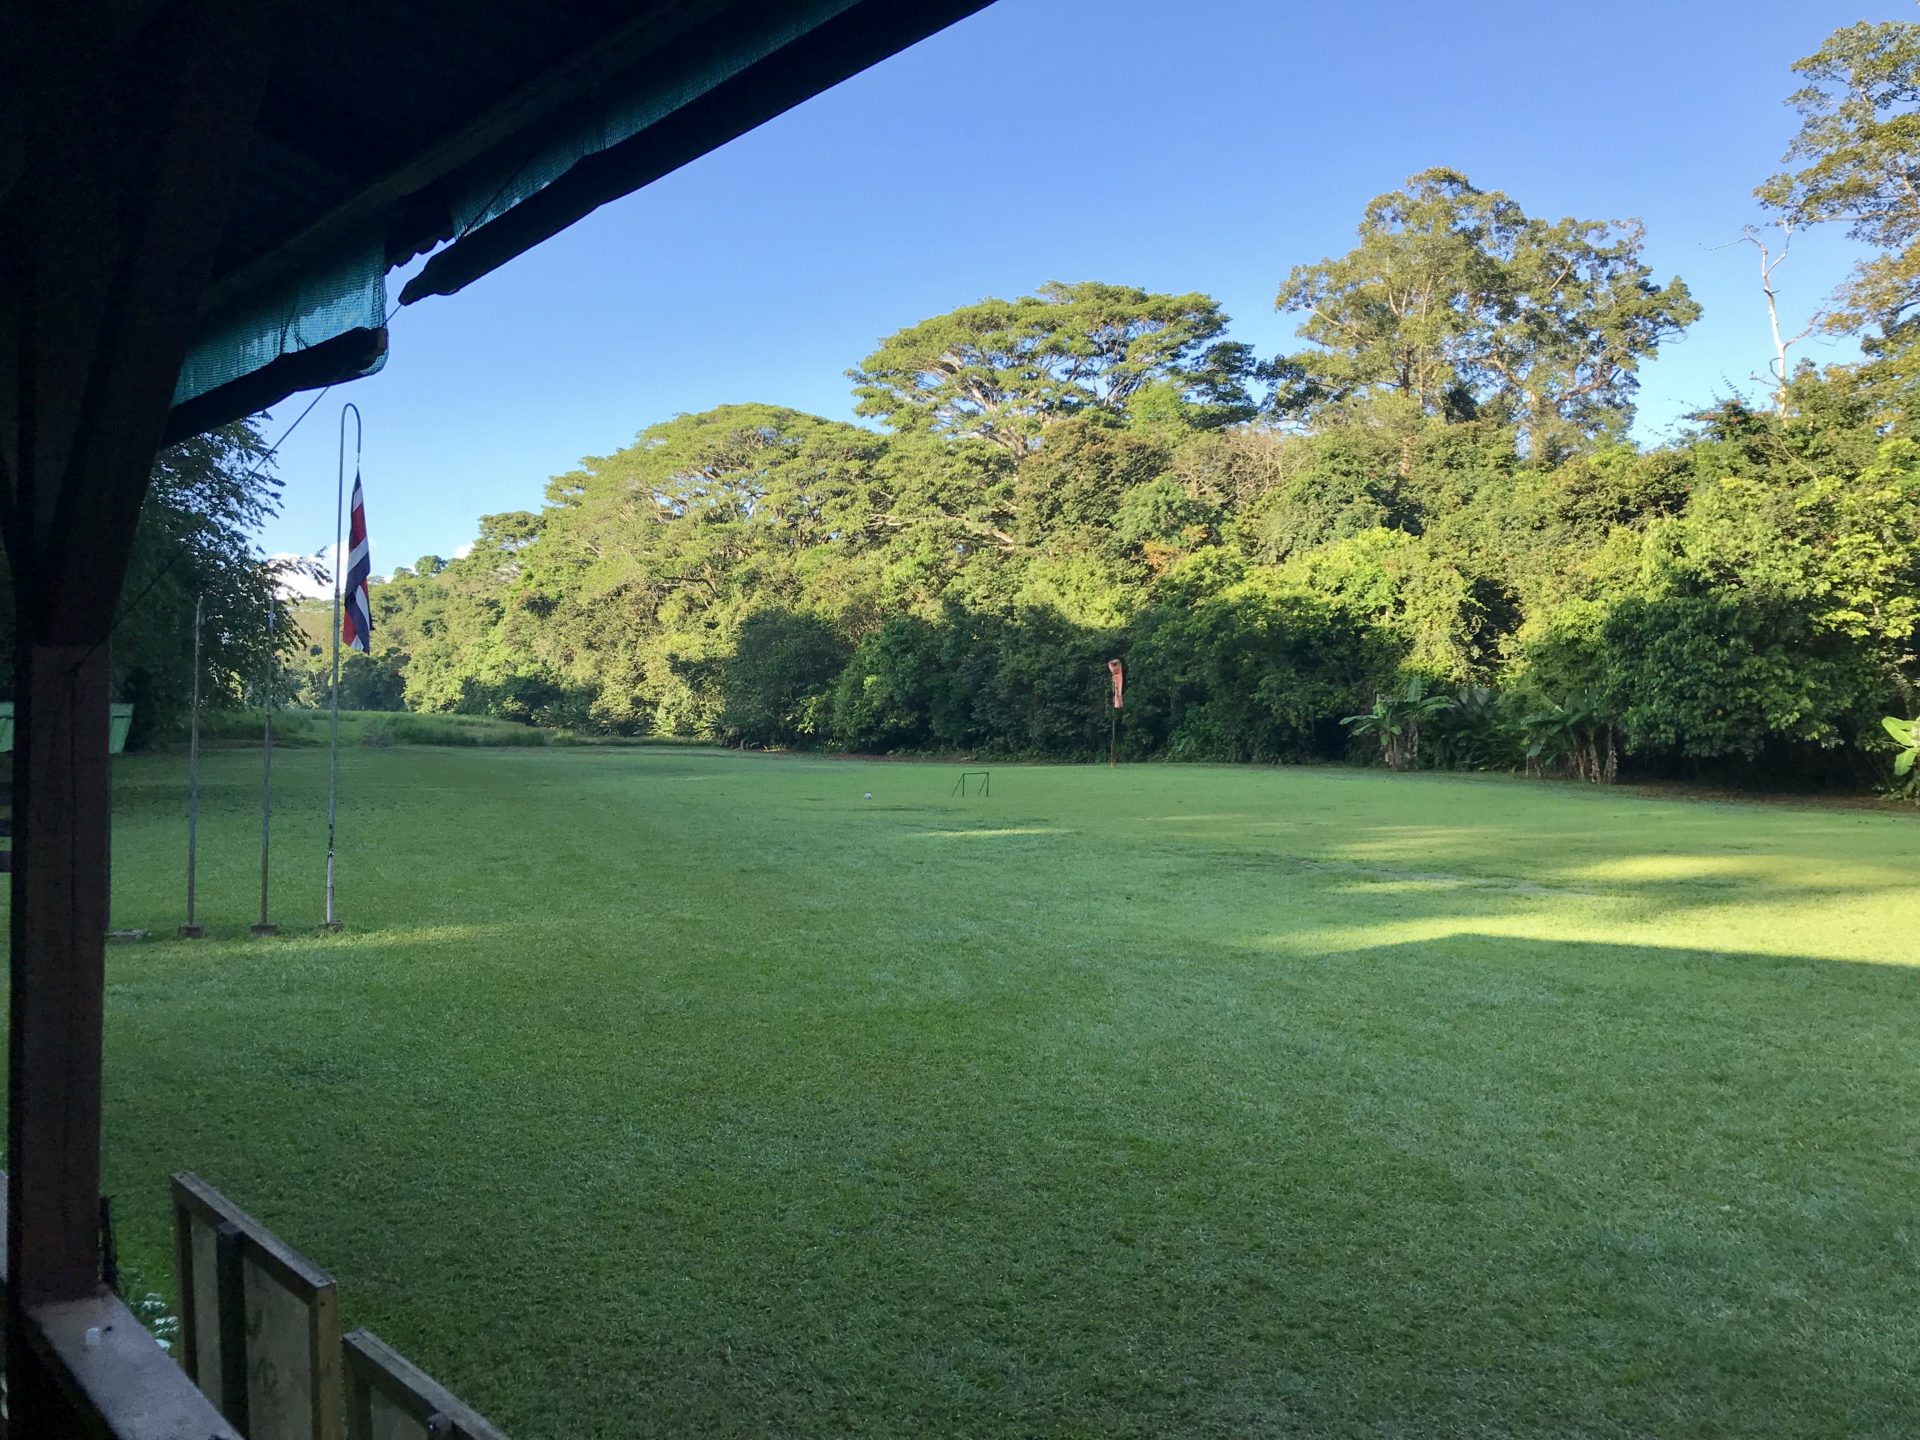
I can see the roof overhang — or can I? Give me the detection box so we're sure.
[132,0,994,440]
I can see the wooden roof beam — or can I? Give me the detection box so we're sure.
[196,0,727,316]
[403,0,992,303]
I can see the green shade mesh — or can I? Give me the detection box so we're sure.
[169,1,862,414]
[449,0,860,235]
[171,232,388,407]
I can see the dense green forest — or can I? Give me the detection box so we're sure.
[107,19,1920,790]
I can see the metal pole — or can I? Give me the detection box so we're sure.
[181,594,204,938]
[252,603,277,936]
[326,403,359,931]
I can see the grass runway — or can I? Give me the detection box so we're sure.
[55,743,1920,1437]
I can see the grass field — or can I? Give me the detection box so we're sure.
[65,745,1920,1437]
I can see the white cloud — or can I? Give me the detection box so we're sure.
[270,546,334,601]
[271,538,459,596]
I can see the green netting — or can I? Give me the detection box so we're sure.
[448,0,860,235]
[170,2,859,412]
[171,231,387,407]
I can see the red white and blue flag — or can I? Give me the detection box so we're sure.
[342,473,372,652]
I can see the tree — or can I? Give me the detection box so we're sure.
[327,651,408,711]
[1343,677,1454,771]
[407,405,896,733]
[1010,419,1176,547]
[718,609,851,747]
[1273,170,1518,422]
[852,281,1253,455]
[332,265,1920,791]
[1274,169,1699,458]
[1758,19,1920,357]
[1727,219,1824,414]
[1485,212,1703,457]
[0,420,296,746]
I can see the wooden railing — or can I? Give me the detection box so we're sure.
[173,1171,342,1439]
[2,1169,506,1439]
[344,1331,507,1440]
[171,1172,510,1440]
[1,1167,244,1439]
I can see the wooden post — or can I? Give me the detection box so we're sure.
[7,643,111,1300]
[215,1222,253,1431]
[255,604,279,936]
[5,642,114,1429]
[0,3,279,1427]
[184,592,205,937]
[1106,658,1124,769]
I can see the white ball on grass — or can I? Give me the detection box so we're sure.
[864,792,873,799]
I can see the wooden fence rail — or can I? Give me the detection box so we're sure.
[173,1171,343,1440]
[173,1171,509,1440]
[1,1167,243,1439]
[344,1329,510,1440]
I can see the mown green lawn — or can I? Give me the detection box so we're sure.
[59,745,1920,1436]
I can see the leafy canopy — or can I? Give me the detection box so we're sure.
[851,281,1254,455]
[1759,19,1920,352]
[1273,168,1699,457]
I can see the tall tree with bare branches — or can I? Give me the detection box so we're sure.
[1758,17,1920,363]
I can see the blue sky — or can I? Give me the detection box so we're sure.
[260,0,1889,578]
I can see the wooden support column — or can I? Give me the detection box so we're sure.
[0,2,280,1431]
[8,643,113,1306]
[4,645,114,1432]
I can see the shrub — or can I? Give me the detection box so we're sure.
[1127,579,1393,763]
[1601,593,1885,759]
[1425,685,1522,771]
[717,610,851,748]
[1342,677,1453,771]
[387,713,547,747]
[830,619,940,751]
[199,708,323,747]
[1885,714,1920,800]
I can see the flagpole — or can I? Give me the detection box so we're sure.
[181,593,204,938]
[252,601,278,936]
[326,403,360,931]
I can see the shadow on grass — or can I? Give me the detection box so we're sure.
[111,930,1920,1437]
[72,748,1920,1435]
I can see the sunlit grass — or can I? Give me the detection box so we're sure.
[59,748,1920,1437]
